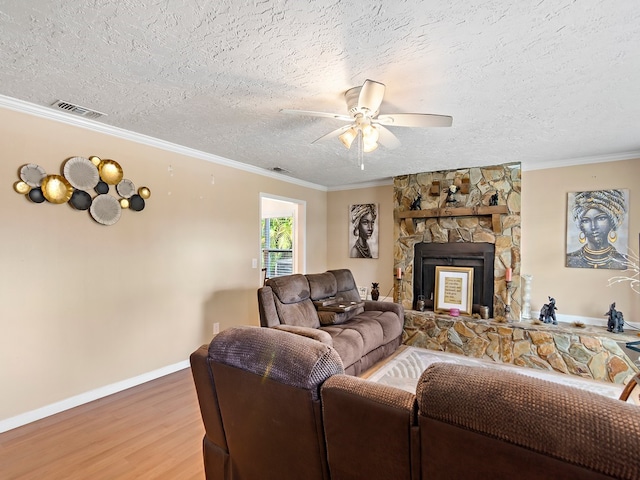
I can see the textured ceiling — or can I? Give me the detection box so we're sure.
[1,1,639,188]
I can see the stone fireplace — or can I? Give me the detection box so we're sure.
[394,163,521,320]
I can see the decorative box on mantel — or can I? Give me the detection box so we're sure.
[403,310,639,385]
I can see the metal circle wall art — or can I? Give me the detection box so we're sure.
[98,159,124,185]
[13,156,151,226]
[41,175,73,204]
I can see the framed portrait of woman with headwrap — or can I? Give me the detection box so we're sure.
[349,203,379,258]
[566,189,629,270]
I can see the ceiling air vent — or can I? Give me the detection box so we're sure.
[51,100,107,119]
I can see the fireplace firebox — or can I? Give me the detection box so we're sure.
[413,242,495,316]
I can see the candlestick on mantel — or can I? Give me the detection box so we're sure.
[396,267,402,279]
[505,267,512,282]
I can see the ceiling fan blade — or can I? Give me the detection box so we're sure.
[376,113,453,128]
[358,80,386,113]
[311,124,353,144]
[375,124,401,150]
[280,109,352,122]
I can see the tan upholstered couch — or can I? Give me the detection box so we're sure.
[191,326,640,480]
[257,269,403,375]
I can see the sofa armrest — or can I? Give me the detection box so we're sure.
[272,324,333,346]
[364,300,404,323]
[257,286,280,327]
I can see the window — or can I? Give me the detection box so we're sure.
[262,216,293,278]
[260,195,305,281]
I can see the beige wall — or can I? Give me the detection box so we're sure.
[327,185,395,298]
[0,107,327,422]
[522,159,640,321]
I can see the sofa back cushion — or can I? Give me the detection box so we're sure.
[328,269,362,303]
[321,375,416,480]
[209,326,344,398]
[307,272,338,300]
[267,274,320,328]
[417,362,640,480]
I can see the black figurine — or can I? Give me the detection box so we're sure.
[605,302,624,333]
[539,296,557,325]
[489,192,499,206]
[410,194,422,210]
[371,282,380,301]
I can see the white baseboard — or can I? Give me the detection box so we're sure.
[0,359,190,434]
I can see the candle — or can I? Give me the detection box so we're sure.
[396,267,402,279]
[505,268,512,282]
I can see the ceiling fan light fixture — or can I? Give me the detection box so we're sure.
[339,127,358,149]
[363,140,379,153]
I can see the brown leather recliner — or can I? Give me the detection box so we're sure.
[190,326,344,480]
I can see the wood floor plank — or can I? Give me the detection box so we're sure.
[0,368,205,479]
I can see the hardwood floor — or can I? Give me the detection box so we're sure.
[0,368,205,479]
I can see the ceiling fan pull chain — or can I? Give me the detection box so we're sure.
[356,129,365,170]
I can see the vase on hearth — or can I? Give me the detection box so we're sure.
[371,282,380,301]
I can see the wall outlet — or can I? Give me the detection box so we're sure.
[252,258,258,268]
[213,322,220,335]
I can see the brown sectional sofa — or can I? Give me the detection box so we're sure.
[191,326,640,480]
[257,269,404,375]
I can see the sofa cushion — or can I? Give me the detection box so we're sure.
[267,274,320,328]
[320,310,403,370]
[307,272,338,300]
[318,326,365,368]
[355,310,403,344]
[328,269,362,303]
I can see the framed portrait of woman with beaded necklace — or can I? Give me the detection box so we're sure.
[349,203,379,258]
[566,189,629,270]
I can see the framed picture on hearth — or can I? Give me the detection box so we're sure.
[434,266,474,315]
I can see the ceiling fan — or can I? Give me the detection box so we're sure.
[281,79,453,169]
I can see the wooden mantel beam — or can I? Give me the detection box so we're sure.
[395,205,508,219]
[395,205,509,234]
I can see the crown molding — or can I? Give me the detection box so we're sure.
[0,94,327,192]
[327,178,394,191]
[522,151,640,171]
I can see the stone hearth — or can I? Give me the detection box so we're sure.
[404,310,639,384]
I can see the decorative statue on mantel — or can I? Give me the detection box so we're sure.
[605,302,624,333]
[410,193,422,210]
[489,191,499,206]
[539,296,558,324]
[446,185,458,204]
